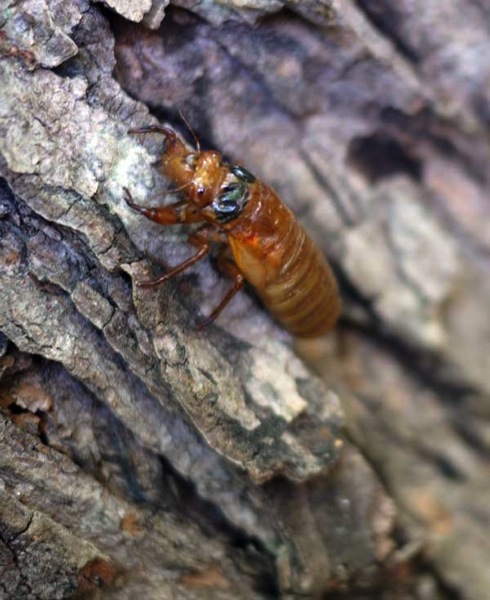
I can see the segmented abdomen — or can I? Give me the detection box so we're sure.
[259,217,341,338]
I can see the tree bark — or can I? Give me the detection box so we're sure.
[1,1,489,598]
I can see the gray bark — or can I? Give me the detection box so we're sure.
[1,1,489,598]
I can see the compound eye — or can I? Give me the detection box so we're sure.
[230,164,255,183]
[212,183,249,223]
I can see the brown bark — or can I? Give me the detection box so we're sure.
[1,1,489,598]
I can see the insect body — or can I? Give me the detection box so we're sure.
[125,124,341,337]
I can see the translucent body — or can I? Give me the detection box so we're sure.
[127,126,341,337]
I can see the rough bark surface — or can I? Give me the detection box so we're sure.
[0,1,488,599]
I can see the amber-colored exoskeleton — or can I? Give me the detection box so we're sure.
[125,122,341,337]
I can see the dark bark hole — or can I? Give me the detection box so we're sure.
[347,134,422,183]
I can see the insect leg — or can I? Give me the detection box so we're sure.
[123,187,202,225]
[197,248,244,329]
[137,226,223,288]
[129,125,187,158]
[128,126,176,140]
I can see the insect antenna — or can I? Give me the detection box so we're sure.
[166,180,193,194]
[178,108,201,153]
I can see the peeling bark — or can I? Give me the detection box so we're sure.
[1,1,489,598]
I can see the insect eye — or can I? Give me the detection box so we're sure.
[212,183,249,223]
[230,164,255,183]
[185,154,197,167]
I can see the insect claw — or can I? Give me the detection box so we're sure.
[122,187,137,209]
